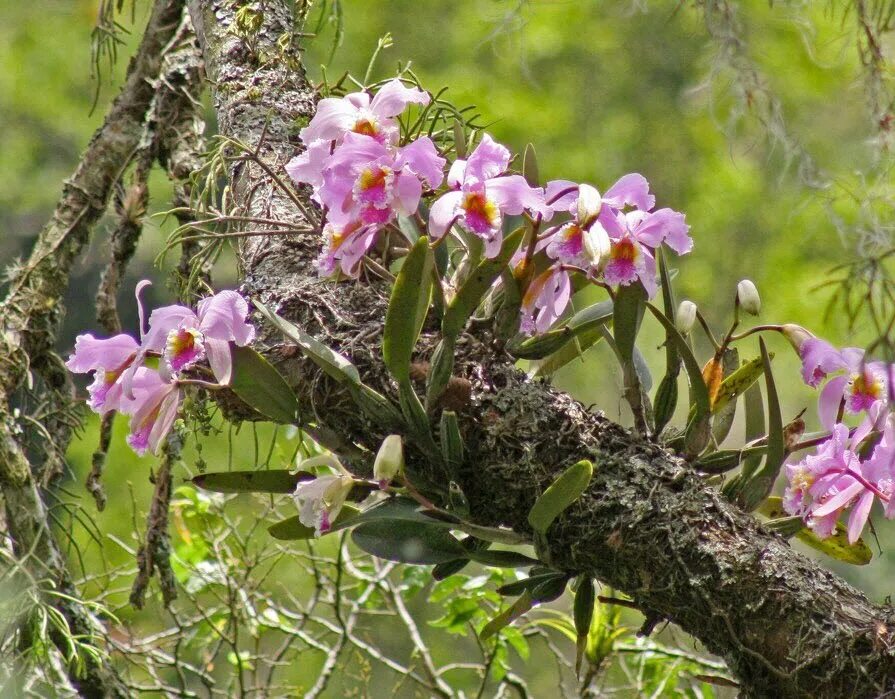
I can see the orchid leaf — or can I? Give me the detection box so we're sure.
[440,410,464,472]
[432,558,470,580]
[612,283,645,368]
[528,459,594,535]
[712,353,768,415]
[522,143,540,187]
[468,549,540,568]
[351,519,467,564]
[193,469,300,494]
[645,303,711,454]
[574,576,596,675]
[443,227,524,340]
[383,236,434,383]
[737,339,783,511]
[268,506,360,540]
[497,572,566,597]
[694,446,766,474]
[524,299,614,373]
[229,345,300,424]
[480,591,534,641]
[255,301,361,385]
[710,347,741,446]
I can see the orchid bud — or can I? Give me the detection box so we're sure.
[582,223,611,268]
[780,324,814,352]
[576,184,602,228]
[675,300,697,335]
[373,434,404,486]
[736,279,761,316]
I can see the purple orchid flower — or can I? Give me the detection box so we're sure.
[298,78,430,147]
[599,208,691,298]
[136,289,256,386]
[543,173,656,223]
[292,455,357,535]
[519,265,572,335]
[316,133,445,229]
[429,134,545,258]
[120,367,181,456]
[316,221,379,278]
[65,333,139,414]
[538,184,612,269]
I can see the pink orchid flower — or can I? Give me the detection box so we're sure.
[298,78,430,147]
[539,183,613,269]
[120,367,181,456]
[316,221,379,278]
[600,208,691,298]
[65,333,139,414]
[316,133,445,228]
[798,343,889,429]
[543,173,656,223]
[429,134,545,257]
[519,265,572,335]
[137,289,256,386]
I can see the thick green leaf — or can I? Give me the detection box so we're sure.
[193,469,299,494]
[443,227,525,340]
[652,373,678,435]
[348,384,404,429]
[657,248,680,377]
[432,558,470,580]
[694,446,766,474]
[511,300,615,362]
[737,339,783,511]
[612,283,645,368]
[480,591,534,641]
[254,301,361,385]
[229,345,300,424]
[468,549,540,568]
[440,410,464,472]
[527,460,594,535]
[383,236,434,383]
[709,347,741,446]
[351,519,467,564]
[645,303,711,455]
[497,572,566,597]
[425,336,456,410]
[452,118,467,159]
[574,576,595,636]
[711,354,768,415]
[268,506,360,540]
[329,496,430,533]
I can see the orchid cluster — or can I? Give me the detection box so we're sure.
[783,331,895,542]
[66,284,254,456]
[286,78,692,335]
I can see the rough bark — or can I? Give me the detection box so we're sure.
[189,1,895,696]
[0,2,186,696]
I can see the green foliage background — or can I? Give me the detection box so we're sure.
[2,0,894,694]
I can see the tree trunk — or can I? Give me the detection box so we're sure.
[188,1,895,696]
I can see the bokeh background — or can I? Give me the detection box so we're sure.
[2,0,893,694]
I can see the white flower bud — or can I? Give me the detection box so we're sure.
[736,279,761,316]
[582,223,611,268]
[373,434,404,485]
[576,184,602,228]
[675,300,698,335]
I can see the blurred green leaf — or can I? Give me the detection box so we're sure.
[480,591,534,641]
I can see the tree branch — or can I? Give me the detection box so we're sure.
[0,1,187,695]
[188,1,895,696]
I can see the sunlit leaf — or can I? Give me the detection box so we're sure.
[383,236,434,383]
[480,591,534,641]
[527,459,594,535]
[255,301,361,385]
